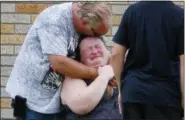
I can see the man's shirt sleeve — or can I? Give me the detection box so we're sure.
[37,24,68,56]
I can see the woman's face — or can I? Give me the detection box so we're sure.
[80,37,109,68]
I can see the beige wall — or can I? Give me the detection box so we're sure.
[0,1,184,119]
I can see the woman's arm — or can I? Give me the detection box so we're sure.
[61,65,114,115]
[61,76,109,115]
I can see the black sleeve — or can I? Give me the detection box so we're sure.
[113,8,130,48]
[177,17,184,55]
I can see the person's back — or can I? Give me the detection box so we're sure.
[112,1,184,120]
[123,1,183,77]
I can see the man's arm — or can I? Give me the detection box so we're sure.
[49,55,98,79]
[109,44,127,114]
[61,65,113,115]
[37,24,98,80]
[109,43,127,90]
[109,6,129,89]
[179,55,184,107]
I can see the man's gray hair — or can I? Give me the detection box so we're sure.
[77,2,111,26]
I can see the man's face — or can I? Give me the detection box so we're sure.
[76,19,110,36]
[80,37,109,67]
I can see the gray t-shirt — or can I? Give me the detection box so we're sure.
[6,2,79,114]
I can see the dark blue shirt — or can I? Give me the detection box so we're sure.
[113,1,184,108]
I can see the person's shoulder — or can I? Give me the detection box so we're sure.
[35,2,72,27]
[124,2,145,15]
[53,2,72,11]
[128,2,144,10]
[39,2,72,16]
[172,4,184,16]
[44,2,72,11]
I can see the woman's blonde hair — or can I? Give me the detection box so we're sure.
[77,2,111,27]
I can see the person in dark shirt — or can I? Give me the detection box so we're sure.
[110,1,184,120]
